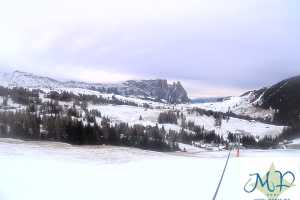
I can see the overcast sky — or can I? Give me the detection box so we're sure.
[0,0,299,97]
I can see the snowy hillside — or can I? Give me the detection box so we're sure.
[86,103,285,138]
[184,113,284,138]
[190,92,276,120]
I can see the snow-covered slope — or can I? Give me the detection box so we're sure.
[87,102,285,138]
[0,71,63,88]
[185,113,285,138]
[258,75,300,124]
[190,92,276,120]
[0,140,299,200]
[88,104,188,133]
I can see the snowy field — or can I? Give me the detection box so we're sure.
[89,104,187,133]
[88,103,285,137]
[1,139,300,200]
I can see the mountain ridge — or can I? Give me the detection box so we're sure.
[258,75,300,125]
[0,70,190,104]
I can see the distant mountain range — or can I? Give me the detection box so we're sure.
[0,71,190,104]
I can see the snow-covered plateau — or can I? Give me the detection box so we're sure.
[0,139,300,200]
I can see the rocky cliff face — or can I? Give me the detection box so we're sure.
[168,81,190,103]
[0,71,190,104]
[122,79,189,103]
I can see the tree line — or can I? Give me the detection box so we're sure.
[46,91,139,107]
[158,111,178,124]
[0,86,140,108]
[0,110,177,151]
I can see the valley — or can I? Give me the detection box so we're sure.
[0,70,298,151]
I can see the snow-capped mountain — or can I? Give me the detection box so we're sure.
[0,71,189,103]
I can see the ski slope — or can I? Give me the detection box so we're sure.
[0,140,300,200]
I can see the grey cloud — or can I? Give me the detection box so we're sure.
[1,0,300,96]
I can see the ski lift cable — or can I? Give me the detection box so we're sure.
[212,149,232,200]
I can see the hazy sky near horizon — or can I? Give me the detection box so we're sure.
[0,0,299,97]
